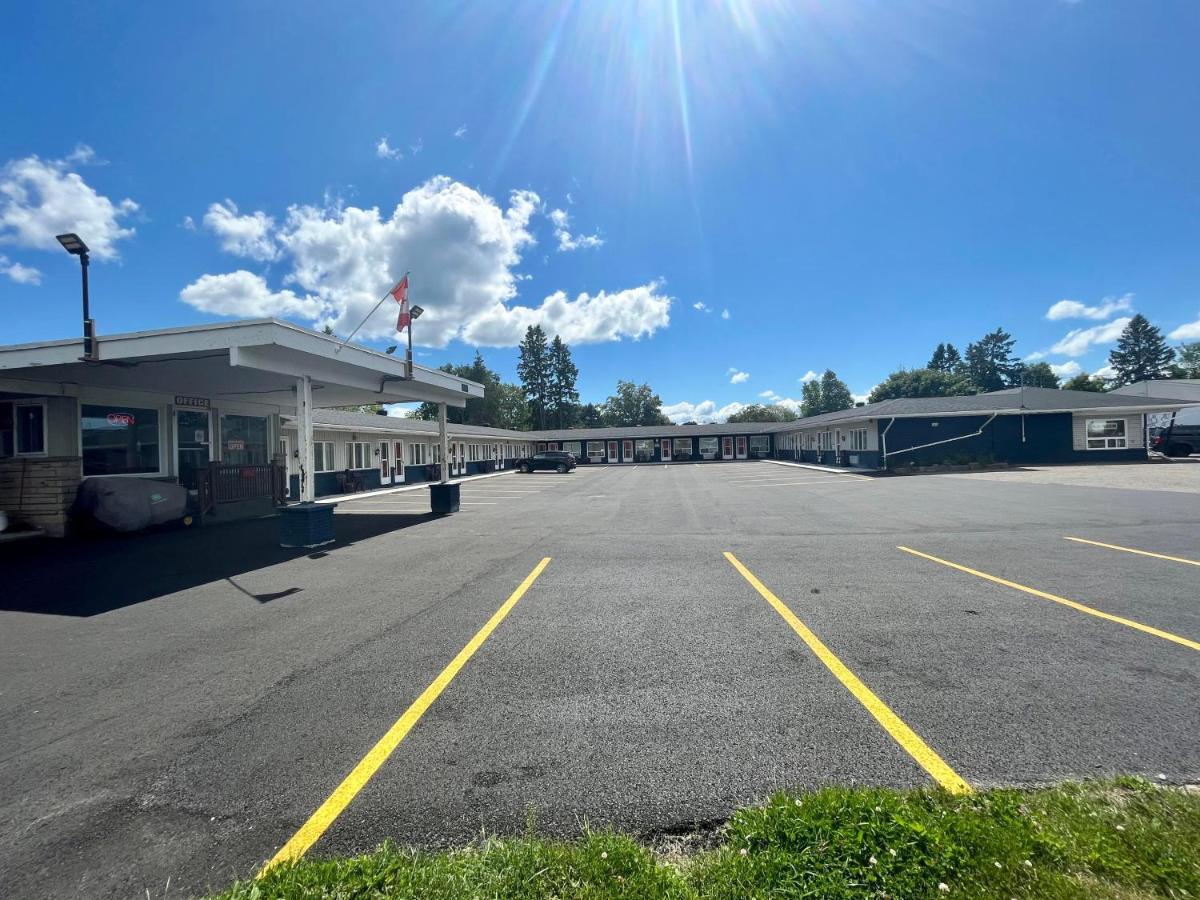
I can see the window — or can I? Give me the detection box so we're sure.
[346,441,370,469]
[81,404,160,475]
[1086,418,1127,449]
[749,436,770,456]
[587,441,605,461]
[220,414,269,465]
[314,441,336,472]
[848,428,868,451]
[818,431,833,451]
[408,442,429,466]
[563,441,582,457]
[672,437,693,459]
[15,402,46,455]
[699,436,718,457]
[634,439,654,461]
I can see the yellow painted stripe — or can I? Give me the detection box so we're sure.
[898,546,1200,652]
[723,552,971,794]
[1064,536,1200,568]
[259,557,552,876]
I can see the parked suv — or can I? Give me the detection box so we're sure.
[517,450,577,474]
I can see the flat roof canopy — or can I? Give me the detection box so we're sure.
[0,319,483,409]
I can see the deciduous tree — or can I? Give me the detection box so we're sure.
[868,368,973,403]
[601,381,670,426]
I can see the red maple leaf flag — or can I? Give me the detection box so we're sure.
[391,274,410,331]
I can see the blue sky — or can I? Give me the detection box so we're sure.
[2,1,1199,420]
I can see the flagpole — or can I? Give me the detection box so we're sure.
[405,274,414,379]
[333,270,409,354]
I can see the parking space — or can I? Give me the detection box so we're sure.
[2,460,1199,898]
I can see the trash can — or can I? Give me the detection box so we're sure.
[278,501,336,548]
[429,482,460,514]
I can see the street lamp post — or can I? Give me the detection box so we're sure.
[55,233,97,360]
[407,304,424,379]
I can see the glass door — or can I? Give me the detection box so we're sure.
[176,409,211,489]
[735,436,748,459]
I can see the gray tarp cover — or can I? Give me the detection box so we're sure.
[73,478,189,532]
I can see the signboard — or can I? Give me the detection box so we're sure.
[226,439,245,451]
[107,412,135,427]
[174,395,210,409]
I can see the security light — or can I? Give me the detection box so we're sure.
[410,305,424,320]
[385,345,398,354]
[56,233,89,255]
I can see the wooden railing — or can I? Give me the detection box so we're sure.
[200,462,286,510]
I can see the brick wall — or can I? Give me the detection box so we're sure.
[0,457,81,537]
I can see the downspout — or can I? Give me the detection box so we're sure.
[880,418,895,469]
[884,413,998,465]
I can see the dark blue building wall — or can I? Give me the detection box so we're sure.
[881,413,1146,467]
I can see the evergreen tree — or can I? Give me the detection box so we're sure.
[516,325,551,429]
[1176,342,1200,379]
[547,335,580,429]
[964,328,1019,392]
[601,381,670,426]
[1108,314,1174,386]
[927,343,964,373]
[944,343,964,372]
[818,369,854,413]
[1062,373,1107,392]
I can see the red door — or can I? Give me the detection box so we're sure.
[607,440,618,462]
[722,437,734,458]
[622,439,633,462]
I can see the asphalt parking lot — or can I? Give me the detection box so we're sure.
[2,460,1198,898]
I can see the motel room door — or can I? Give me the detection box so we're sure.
[379,440,391,484]
[622,439,634,462]
[660,438,672,462]
[394,441,404,483]
[721,436,734,459]
[607,440,619,463]
[176,408,211,489]
[735,436,748,459]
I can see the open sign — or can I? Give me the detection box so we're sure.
[106,412,136,426]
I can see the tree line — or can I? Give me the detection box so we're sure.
[409,316,1198,429]
[412,325,671,429]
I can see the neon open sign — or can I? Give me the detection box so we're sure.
[106,412,136,426]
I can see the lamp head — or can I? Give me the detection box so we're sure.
[56,233,89,255]
[410,305,424,320]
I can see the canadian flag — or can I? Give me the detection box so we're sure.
[391,274,410,331]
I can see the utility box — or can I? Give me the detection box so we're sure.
[278,502,336,548]
[429,482,460,514]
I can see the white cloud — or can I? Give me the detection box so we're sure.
[1049,316,1131,357]
[798,370,818,383]
[384,403,416,417]
[410,138,423,156]
[1093,364,1117,380]
[1169,314,1200,341]
[758,389,775,398]
[1024,351,1046,361]
[0,255,41,285]
[180,270,325,318]
[0,146,138,261]
[693,301,709,312]
[728,369,749,384]
[375,137,403,160]
[181,215,196,231]
[662,399,749,424]
[547,207,603,251]
[202,200,279,261]
[453,125,467,139]
[1049,360,1082,378]
[851,387,876,406]
[186,177,670,347]
[720,308,730,319]
[1046,293,1133,321]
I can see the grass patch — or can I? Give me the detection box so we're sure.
[213,779,1200,899]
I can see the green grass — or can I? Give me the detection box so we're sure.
[212,779,1200,899]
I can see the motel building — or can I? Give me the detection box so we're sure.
[0,318,1191,537]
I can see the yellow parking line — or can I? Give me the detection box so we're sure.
[898,546,1200,652]
[1064,536,1200,568]
[723,552,971,794]
[258,557,552,876]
